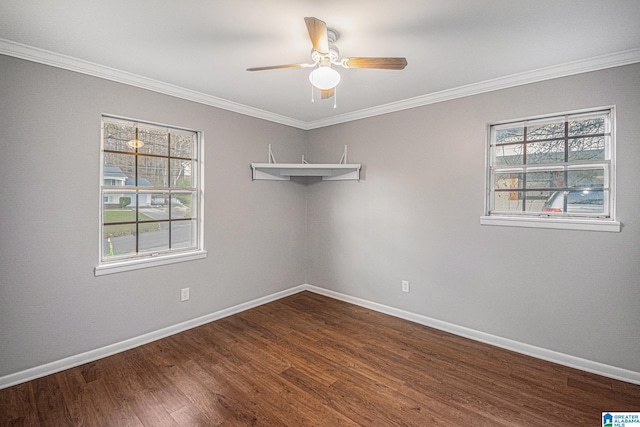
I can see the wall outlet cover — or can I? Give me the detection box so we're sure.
[402,280,410,293]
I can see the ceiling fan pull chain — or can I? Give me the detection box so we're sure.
[334,87,337,108]
[311,83,315,103]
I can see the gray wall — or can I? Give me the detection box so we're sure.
[306,63,640,373]
[0,55,308,377]
[1,53,639,380]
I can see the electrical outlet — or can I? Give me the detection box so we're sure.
[401,280,410,293]
[181,287,190,302]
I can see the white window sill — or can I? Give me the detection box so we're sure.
[480,216,621,232]
[94,250,207,276]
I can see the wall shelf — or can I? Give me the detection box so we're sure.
[251,145,361,181]
[251,163,361,181]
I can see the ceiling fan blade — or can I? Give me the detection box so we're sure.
[246,63,306,71]
[321,88,335,99]
[304,17,329,54]
[342,57,408,70]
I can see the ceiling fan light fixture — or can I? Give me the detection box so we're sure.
[309,66,341,90]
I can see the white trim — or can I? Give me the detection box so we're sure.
[98,115,206,275]
[0,285,306,390]
[480,216,621,232]
[482,106,619,233]
[94,250,208,276]
[1,38,639,130]
[0,39,307,130]
[303,285,640,385]
[304,49,640,129]
[1,283,638,389]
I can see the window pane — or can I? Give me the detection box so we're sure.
[493,191,522,211]
[138,222,169,254]
[567,168,605,189]
[567,190,604,207]
[494,144,523,166]
[138,156,168,187]
[171,130,195,158]
[568,137,605,161]
[144,192,170,218]
[494,126,524,144]
[103,153,135,185]
[526,170,564,189]
[137,125,168,157]
[170,159,194,188]
[542,190,605,214]
[139,196,166,220]
[103,224,136,258]
[527,119,565,141]
[568,115,605,136]
[493,190,554,213]
[103,121,136,153]
[103,192,136,218]
[523,190,553,212]
[526,140,564,164]
[171,220,197,250]
[171,192,196,219]
[133,192,151,210]
[494,172,522,191]
[150,192,171,208]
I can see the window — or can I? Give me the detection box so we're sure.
[96,116,205,275]
[482,107,620,232]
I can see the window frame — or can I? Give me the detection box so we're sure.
[95,115,206,276]
[481,106,620,232]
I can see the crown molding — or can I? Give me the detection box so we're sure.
[0,39,308,130]
[2,38,639,131]
[305,48,640,129]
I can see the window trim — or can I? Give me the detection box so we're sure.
[94,250,207,276]
[482,106,620,232]
[96,115,206,276]
[479,215,620,232]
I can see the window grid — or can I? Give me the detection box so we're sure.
[487,109,613,219]
[100,116,201,264]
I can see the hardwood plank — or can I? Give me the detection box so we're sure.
[55,368,102,426]
[32,374,70,426]
[130,388,179,427]
[127,345,193,414]
[1,291,639,426]
[204,358,295,426]
[160,360,236,426]
[0,382,38,426]
[237,361,357,427]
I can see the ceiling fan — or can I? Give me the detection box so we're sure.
[247,17,408,104]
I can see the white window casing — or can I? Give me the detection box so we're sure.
[96,115,206,275]
[482,107,620,232]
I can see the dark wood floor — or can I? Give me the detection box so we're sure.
[1,291,639,426]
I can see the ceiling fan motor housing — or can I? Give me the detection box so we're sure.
[311,27,340,67]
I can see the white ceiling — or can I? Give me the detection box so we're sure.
[1,1,640,129]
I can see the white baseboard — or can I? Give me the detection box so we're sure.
[303,284,640,385]
[0,285,306,390]
[2,283,638,390]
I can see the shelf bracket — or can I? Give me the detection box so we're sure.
[268,144,277,164]
[339,145,348,164]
